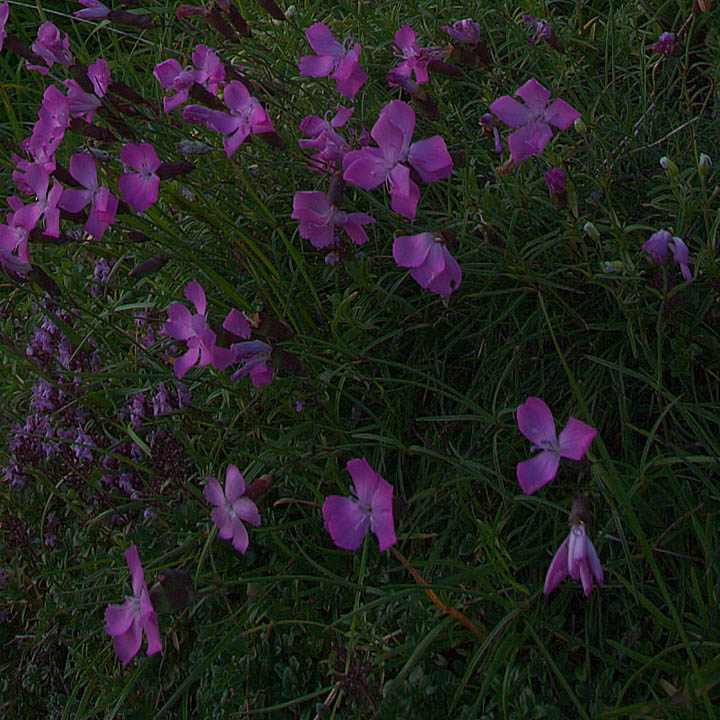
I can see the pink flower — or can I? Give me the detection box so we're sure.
[642,230,692,281]
[292,191,374,248]
[544,523,603,597]
[63,79,102,121]
[104,545,162,667]
[88,58,110,97]
[165,280,231,379]
[651,32,676,57]
[521,15,554,45]
[342,100,453,220]
[0,3,9,53]
[154,46,224,114]
[59,153,118,239]
[516,397,596,495]
[228,340,273,387]
[0,198,31,265]
[322,458,396,551]
[298,106,353,171]
[207,81,274,157]
[393,231,462,296]
[442,18,483,45]
[298,22,367,100]
[204,464,261,553]
[489,78,580,164]
[29,22,73,75]
[74,0,110,19]
[392,25,431,85]
[11,164,63,237]
[118,143,161,212]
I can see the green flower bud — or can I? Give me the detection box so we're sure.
[699,153,712,178]
[573,117,586,135]
[660,156,679,177]
[583,221,600,241]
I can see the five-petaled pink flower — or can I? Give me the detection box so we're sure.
[118,143,161,213]
[392,25,431,85]
[544,522,604,597]
[104,545,162,667]
[59,153,118,239]
[489,78,580,164]
[516,397,596,495]
[12,164,63,237]
[165,280,234,379]
[442,18,483,45]
[207,80,274,157]
[88,58,110,98]
[342,100,453,220]
[298,106,353,172]
[298,22,368,100]
[642,230,692,281]
[204,464,261,554]
[322,458,397,551]
[393,231,462,296]
[292,191,374,248]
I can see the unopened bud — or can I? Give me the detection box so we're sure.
[569,494,592,526]
[699,153,712,178]
[285,5,296,17]
[583,221,600,241]
[573,117,586,135]
[660,156,679,176]
[602,260,626,273]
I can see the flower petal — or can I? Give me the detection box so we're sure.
[507,120,553,163]
[104,599,136,636]
[517,397,557,446]
[211,506,233,539]
[543,98,581,130]
[230,515,249,553]
[389,178,420,219]
[225,464,246,502]
[305,22,344,57]
[557,417,596,460]
[124,545,145,598]
[515,78,551,114]
[408,136,453,182]
[322,495,370,550]
[516,451,560,495]
[393,232,433,269]
[141,610,162,656]
[343,148,389,190]
[203,475,225,507]
[543,535,570,595]
[298,54,338,77]
[232,497,261,526]
[173,345,200,379]
[113,620,142,667]
[489,96,532,127]
[184,280,206,316]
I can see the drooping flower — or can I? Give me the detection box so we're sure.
[393,231,462,296]
[63,79,102,122]
[88,58,110,97]
[204,464,261,554]
[521,15,556,47]
[59,153,119,239]
[164,280,232,379]
[642,230,692,281]
[292,191,374,248]
[29,22,73,75]
[479,113,504,154]
[516,397,596,495]
[228,340,273,387]
[489,78,580,164]
[118,143,161,213]
[11,164,63,237]
[342,100,453,220]
[544,522,604,597]
[651,32,676,57]
[298,22,368,100]
[74,0,110,19]
[207,80,274,157]
[104,545,162,667]
[298,106,353,171]
[322,458,396,551]
[441,18,483,45]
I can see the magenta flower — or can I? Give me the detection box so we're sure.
[118,143,161,213]
[0,200,31,266]
[651,32,676,57]
[228,340,273,387]
[298,22,367,100]
[322,458,396,551]
[0,3,8,53]
[104,545,162,667]
[342,100,453,220]
[75,0,110,19]
[544,523,604,597]
[441,18,483,45]
[521,15,554,45]
[642,230,692,281]
[489,78,580,164]
[88,58,110,98]
[516,397,596,495]
[204,464,261,554]
[165,280,230,379]
[59,153,118,239]
[292,191,374,248]
[207,81,274,157]
[545,168,566,200]
[393,232,462,296]
[12,164,62,237]
[154,46,223,114]
[63,79,102,121]
[298,106,353,171]
[392,25,430,85]
[29,22,73,75]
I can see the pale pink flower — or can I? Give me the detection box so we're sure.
[393,231,461,296]
[544,523,604,597]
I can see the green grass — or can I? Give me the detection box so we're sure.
[1,0,719,717]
